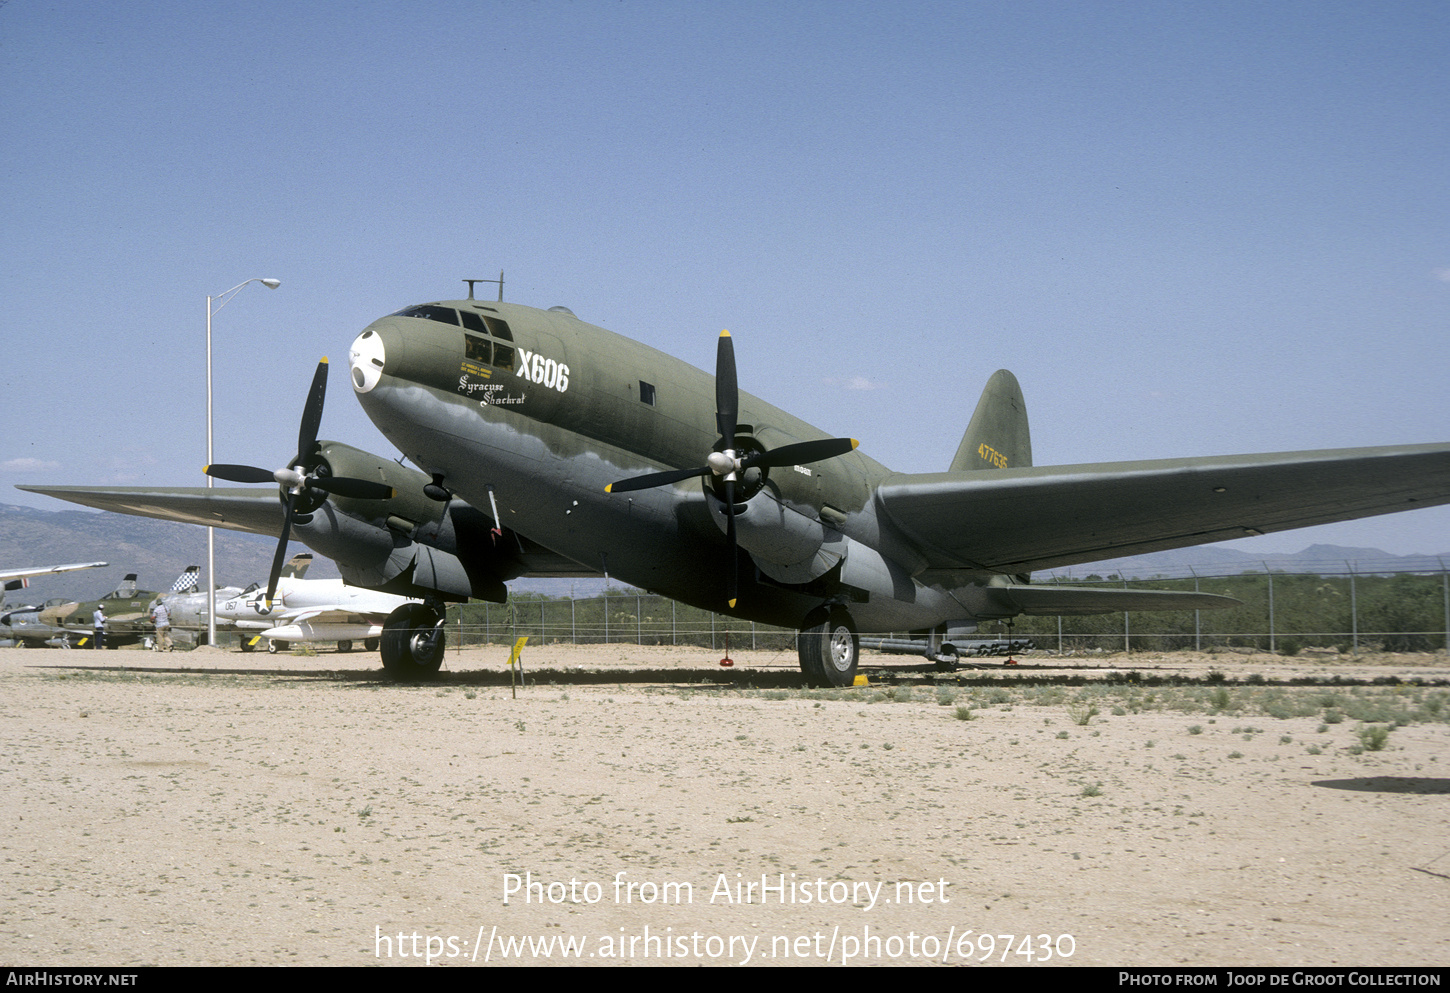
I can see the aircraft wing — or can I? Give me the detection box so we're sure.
[0,561,109,584]
[876,442,1450,575]
[16,485,284,537]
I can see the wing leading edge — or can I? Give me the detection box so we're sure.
[876,442,1450,575]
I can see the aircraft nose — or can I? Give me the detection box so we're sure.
[349,328,386,393]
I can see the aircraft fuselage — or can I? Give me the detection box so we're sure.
[349,300,959,631]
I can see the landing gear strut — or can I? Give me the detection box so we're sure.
[797,606,859,687]
[380,603,445,680]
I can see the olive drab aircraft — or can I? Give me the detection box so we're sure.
[21,286,1450,683]
[4,568,196,648]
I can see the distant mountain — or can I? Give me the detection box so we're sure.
[0,503,338,604]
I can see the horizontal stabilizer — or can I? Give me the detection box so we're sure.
[981,584,1239,618]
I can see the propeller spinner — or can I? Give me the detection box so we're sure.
[606,331,858,608]
[204,358,395,604]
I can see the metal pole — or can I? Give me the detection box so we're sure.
[204,277,279,649]
[1191,566,1201,651]
[1265,562,1275,653]
[1348,562,1358,655]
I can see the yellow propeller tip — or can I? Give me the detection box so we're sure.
[604,484,613,493]
[720,329,731,337]
[320,356,329,364]
[202,464,211,473]
[850,439,860,449]
[727,598,737,609]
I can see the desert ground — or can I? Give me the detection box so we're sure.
[2,640,1447,968]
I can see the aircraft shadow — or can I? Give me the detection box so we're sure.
[1310,776,1450,795]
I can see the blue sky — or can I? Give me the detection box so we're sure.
[3,0,1448,556]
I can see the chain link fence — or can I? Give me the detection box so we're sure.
[446,567,1450,656]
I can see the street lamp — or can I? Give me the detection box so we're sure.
[206,278,280,647]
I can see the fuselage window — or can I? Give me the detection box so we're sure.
[459,311,488,335]
[483,316,514,341]
[639,381,656,406]
[492,343,515,372]
[464,333,492,365]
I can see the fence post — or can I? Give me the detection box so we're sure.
[1190,567,1201,651]
[1347,562,1358,655]
[1264,563,1275,653]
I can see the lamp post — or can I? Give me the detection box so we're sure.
[206,278,280,647]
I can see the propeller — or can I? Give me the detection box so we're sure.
[204,358,395,604]
[606,330,858,607]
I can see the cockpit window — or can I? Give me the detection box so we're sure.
[464,333,492,365]
[392,305,460,326]
[459,311,487,334]
[484,316,513,341]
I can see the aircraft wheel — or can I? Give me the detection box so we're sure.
[797,607,859,688]
[380,604,445,680]
[238,637,256,653]
[337,640,353,653]
[267,639,289,654]
[364,637,379,652]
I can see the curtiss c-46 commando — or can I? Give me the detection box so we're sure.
[24,287,1450,682]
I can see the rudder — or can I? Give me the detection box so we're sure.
[949,369,1031,472]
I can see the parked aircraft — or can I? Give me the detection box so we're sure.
[0,561,108,645]
[22,290,1450,682]
[157,553,418,652]
[1,561,108,596]
[5,569,195,648]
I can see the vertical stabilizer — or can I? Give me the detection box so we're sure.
[282,553,314,579]
[950,369,1031,472]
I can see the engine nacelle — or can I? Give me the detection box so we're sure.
[286,441,520,602]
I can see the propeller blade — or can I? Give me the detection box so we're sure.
[295,358,329,466]
[307,476,396,500]
[204,463,278,484]
[266,490,296,604]
[715,330,737,451]
[605,465,710,494]
[741,437,859,471]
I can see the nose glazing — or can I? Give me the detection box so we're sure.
[349,329,386,393]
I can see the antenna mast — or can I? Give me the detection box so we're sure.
[463,272,504,302]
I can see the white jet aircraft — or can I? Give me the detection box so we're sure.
[160,554,419,653]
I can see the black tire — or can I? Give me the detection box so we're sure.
[337,640,353,653]
[380,604,445,680]
[238,637,256,653]
[364,637,379,652]
[267,639,289,654]
[797,607,859,688]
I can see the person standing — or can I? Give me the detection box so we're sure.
[152,599,172,652]
[91,606,105,650]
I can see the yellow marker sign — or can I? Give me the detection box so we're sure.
[506,636,529,668]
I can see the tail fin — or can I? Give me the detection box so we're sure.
[171,566,200,594]
[950,369,1031,472]
[281,553,313,579]
[114,574,139,598]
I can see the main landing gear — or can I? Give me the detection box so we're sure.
[797,606,859,688]
[380,603,445,680]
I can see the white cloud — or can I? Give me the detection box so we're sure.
[2,458,61,473]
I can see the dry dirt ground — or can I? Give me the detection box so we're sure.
[2,640,1448,968]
